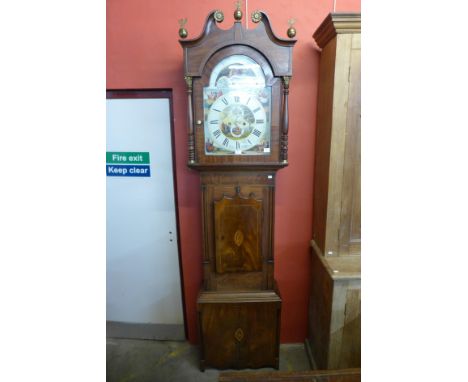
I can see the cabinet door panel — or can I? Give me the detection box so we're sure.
[201,172,275,290]
[338,288,361,368]
[339,34,361,256]
[214,195,263,273]
[240,302,278,368]
[200,301,279,369]
[201,304,238,368]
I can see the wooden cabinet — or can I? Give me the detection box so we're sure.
[307,13,361,370]
[307,244,360,369]
[311,13,361,258]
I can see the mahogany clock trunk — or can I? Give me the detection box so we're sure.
[200,172,276,292]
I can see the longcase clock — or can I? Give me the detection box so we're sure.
[179,6,296,370]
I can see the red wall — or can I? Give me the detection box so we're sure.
[107,0,360,343]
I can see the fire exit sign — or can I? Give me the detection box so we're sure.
[106,152,151,177]
[106,152,150,164]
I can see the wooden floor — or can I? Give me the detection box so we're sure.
[219,368,360,382]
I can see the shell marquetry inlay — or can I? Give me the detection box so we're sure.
[233,230,244,247]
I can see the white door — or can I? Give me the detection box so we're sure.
[106,95,184,340]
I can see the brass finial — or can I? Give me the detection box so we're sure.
[287,18,297,38]
[178,18,188,38]
[234,0,243,21]
[214,10,224,23]
[251,10,262,23]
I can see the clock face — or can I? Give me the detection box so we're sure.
[204,88,271,155]
[203,55,271,156]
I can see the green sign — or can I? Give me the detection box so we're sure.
[106,152,150,164]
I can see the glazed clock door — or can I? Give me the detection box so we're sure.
[203,55,272,156]
[192,45,283,167]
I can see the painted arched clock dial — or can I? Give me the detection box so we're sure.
[205,90,269,155]
[203,54,271,156]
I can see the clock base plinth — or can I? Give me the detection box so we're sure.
[197,289,281,371]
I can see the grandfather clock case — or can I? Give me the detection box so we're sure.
[179,8,296,370]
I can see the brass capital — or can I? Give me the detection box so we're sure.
[184,75,192,89]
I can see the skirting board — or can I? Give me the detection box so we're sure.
[304,339,318,370]
[106,321,185,341]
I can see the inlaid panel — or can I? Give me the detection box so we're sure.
[214,192,262,273]
[200,172,275,291]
